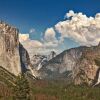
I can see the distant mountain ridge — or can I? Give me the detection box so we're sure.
[38,43,100,85]
[30,51,56,70]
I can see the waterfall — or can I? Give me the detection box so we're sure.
[37,57,47,70]
[37,63,42,70]
[93,68,100,86]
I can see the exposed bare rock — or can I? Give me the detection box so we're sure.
[19,43,39,78]
[39,44,100,85]
[30,51,56,71]
[19,43,30,72]
[0,21,37,77]
[74,45,100,85]
[48,51,56,60]
[39,46,85,79]
[0,21,21,75]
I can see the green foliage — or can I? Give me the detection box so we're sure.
[13,74,30,100]
[31,80,100,100]
[1,65,100,100]
[95,58,100,66]
[0,66,16,87]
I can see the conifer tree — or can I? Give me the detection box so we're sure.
[13,74,30,100]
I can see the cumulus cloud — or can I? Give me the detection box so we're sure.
[43,27,59,47]
[44,28,56,42]
[22,40,43,48]
[65,10,75,18]
[19,34,44,56]
[19,10,100,55]
[19,34,29,42]
[55,10,100,46]
[19,34,43,48]
[19,33,59,55]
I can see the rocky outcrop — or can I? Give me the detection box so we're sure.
[30,51,56,71]
[0,21,21,76]
[39,44,100,85]
[19,43,39,78]
[48,51,56,60]
[39,46,86,79]
[74,44,100,85]
[0,21,37,77]
[19,43,30,72]
[31,55,47,70]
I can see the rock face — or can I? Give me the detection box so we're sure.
[19,43,39,77]
[0,21,37,77]
[31,54,47,70]
[19,43,30,72]
[39,46,86,79]
[48,51,56,60]
[30,51,56,71]
[74,45,100,85]
[0,21,21,76]
[39,44,100,85]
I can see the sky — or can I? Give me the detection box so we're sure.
[0,0,100,55]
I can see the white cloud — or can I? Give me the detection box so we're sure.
[19,33,43,48]
[19,33,59,55]
[19,34,29,42]
[20,37,44,56]
[43,27,59,47]
[44,28,57,42]
[65,10,75,18]
[55,10,100,46]
[21,39,60,56]
[19,33,43,50]
[19,10,100,55]
[29,28,36,33]
[23,40,43,48]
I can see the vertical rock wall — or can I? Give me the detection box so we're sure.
[0,22,21,75]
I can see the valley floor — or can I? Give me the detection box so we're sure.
[30,80,100,100]
[0,79,100,100]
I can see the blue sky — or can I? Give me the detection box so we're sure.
[0,0,100,54]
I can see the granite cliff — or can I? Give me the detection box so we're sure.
[39,44,100,85]
[0,21,21,75]
[0,21,37,76]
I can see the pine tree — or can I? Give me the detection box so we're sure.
[13,74,30,100]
